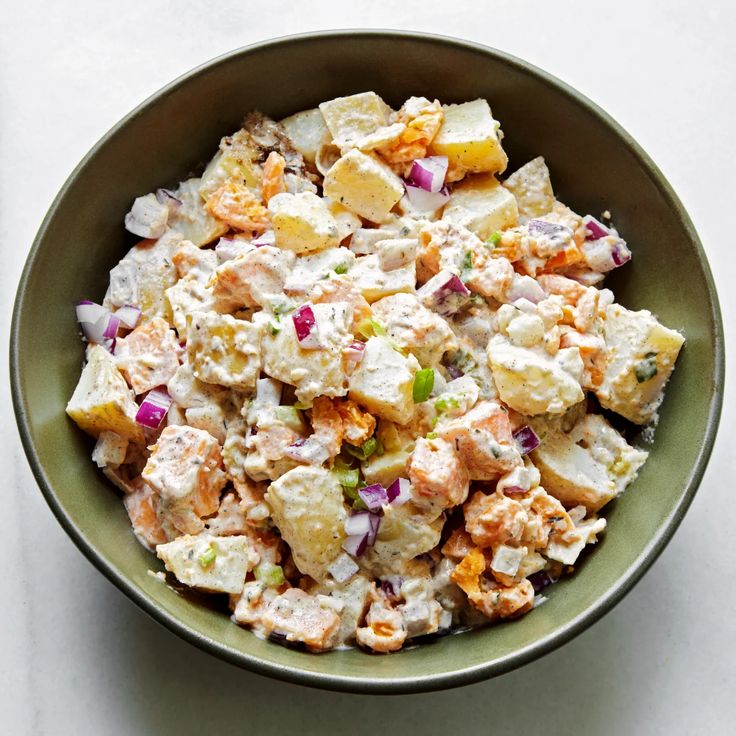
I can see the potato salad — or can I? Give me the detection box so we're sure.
[67,92,684,653]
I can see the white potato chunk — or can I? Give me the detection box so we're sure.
[349,253,416,303]
[266,466,348,582]
[283,248,355,295]
[186,311,262,391]
[92,431,129,468]
[546,517,607,566]
[314,574,374,645]
[323,149,404,222]
[268,192,341,254]
[66,345,143,442]
[319,91,391,152]
[348,337,419,424]
[156,533,258,594]
[443,174,519,240]
[428,99,508,176]
[360,504,443,576]
[596,304,685,424]
[487,335,584,415]
[279,107,331,164]
[503,156,555,222]
[168,178,228,247]
[104,230,181,321]
[531,421,631,512]
[261,302,351,403]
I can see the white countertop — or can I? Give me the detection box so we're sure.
[2,1,734,733]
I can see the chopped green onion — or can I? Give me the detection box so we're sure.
[343,483,368,511]
[373,436,384,456]
[634,353,658,383]
[356,318,387,339]
[462,251,473,270]
[269,322,281,335]
[333,466,360,489]
[334,263,349,275]
[426,432,438,439]
[435,395,460,413]
[413,368,435,403]
[487,231,502,246]
[255,562,285,587]
[198,544,217,568]
[345,436,378,461]
[275,406,303,431]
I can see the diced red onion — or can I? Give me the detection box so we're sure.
[611,241,631,267]
[446,365,464,380]
[404,183,450,213]
[251,230,276,247]
[528,219,571,238]
[155,188,182,209]
[135,388,172,429]
[342,533,368,557]
[408,156,448,193]
[215,237,251,262]
[506,274,545,304]
[345,511,381,545]
[528,570,554,594]
[124,193,169,239]
[75,300,118,350]
[386,477,411,505]
[513,425,541,455]
[292,304,322,349]
[114,305,141,329]
[417,270,471,316]
[284,437,329,465]
[582,215,609,241]
[502,486,527,496]
[358,483,388,512]
[380,576,404,597]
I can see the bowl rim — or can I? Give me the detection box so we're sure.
[10,29,725,694]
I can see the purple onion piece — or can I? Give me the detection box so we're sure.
[528,219,570,237]
[611,241,631,267]
[342,533,368,558]
[446,365,464,380]
[513,425,541,455]
[386,477,411,505]
[358,483,388,512]
[528,571,554,594]
[135,388,172,428]
[404,183,450,213]
[292,304,321,349]
[408,156,448,193]
[582,215,609,241]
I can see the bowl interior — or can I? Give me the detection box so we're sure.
[12,32,723,693]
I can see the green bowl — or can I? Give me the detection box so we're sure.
[10,30,724,694]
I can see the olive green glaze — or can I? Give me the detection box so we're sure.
[10,31,724,694]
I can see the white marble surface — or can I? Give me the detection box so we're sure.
[2,1,735,733]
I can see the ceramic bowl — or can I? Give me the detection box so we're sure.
[10,30,724,693]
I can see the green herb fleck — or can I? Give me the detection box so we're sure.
[425,432,438,440]
[634,353,658,383]
[333,466,360,489]
[334,263,349,275]
[487,231,502,246]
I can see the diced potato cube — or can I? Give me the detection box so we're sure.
[596,304,685,424]
[313,574,374,644]
[361,504,443,576]
[319,92,391,151]
[348,337,419,424]
[114,316,181,394]
[546,517,606,565]
[503,156,555,221]
[156,533,258,594]
[261,302,351,403]
[66,345,143,442]
[186,311,261,391]
[443,174,519,240]
[92,431,129,468]
[266,466,348,582]
[143,425,227,535]
[323,149,404,222]
[268,191,341,254]
[283,247,356,295]
[279,108,331,164]
[168,178,228,247]
[487,335,584,415]
[261,588,341,651]
[361,448,412,488]
[165,276,218,335]
[349,253,416,303]
[428,99,508,176]
[199,128,262,200]
[104,230,181,322]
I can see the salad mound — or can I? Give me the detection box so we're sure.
[66,92,684,653]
